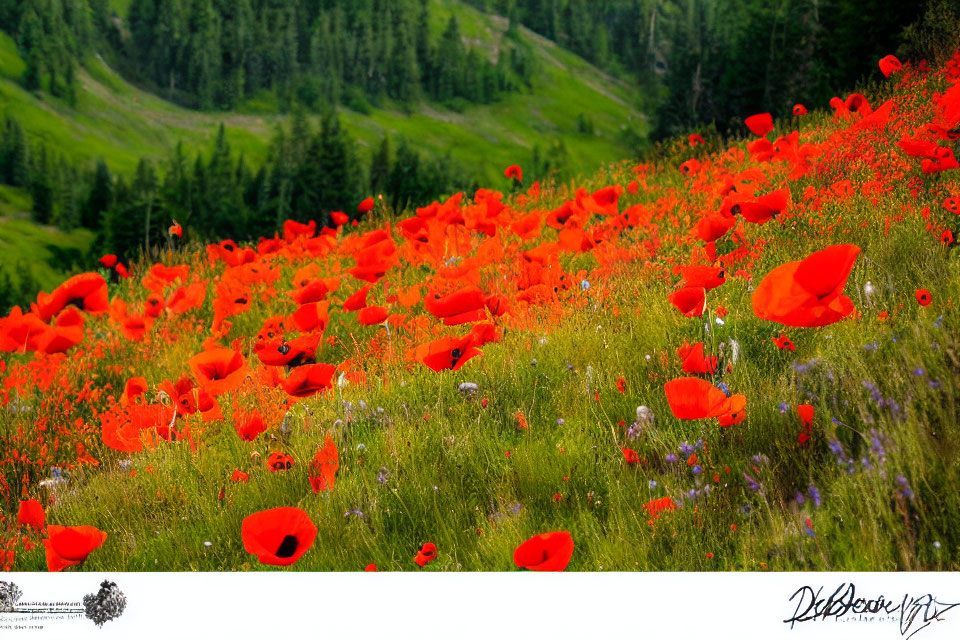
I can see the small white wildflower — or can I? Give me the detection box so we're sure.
[636,406,655,428]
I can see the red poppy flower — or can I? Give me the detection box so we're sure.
[679,265,726,291]
[878,54,902,78]
[942,230,954,245]
[793,104,807,116]
[513,531,574,571]
[752,245,860,327]
[166,280,208,315]
[616,376,626,393]
[99,254,118,269]
[241,507,317,566]
[231,470,250,483]
[332,211,350,226]
[944,197,959,214]
[35,272,109,322]
[188,348,248,396]
[42,525,107,572]
[916,289,932,306]
[745,113,774,136]
[266,452,294,472]
[235,410,269,441]
[308,436,339,493]
[411,334,482,372]
[144,293,165,318]
[677,342,718,374]
[772,333,795,351]
[255,333,320,368]
[358,197,375,214]
[695,212,736,243]
[424,287,486,320]
[622,448,639,466]
[121,376,148,407]
[679,158,701,176]
[282,363,336,398]
[505,165,523,181]
[664,378,745,421]
[291,301,330,333]
[357,306,389,325]
[17,499,45,532]
[733,188,789,225]
[283,220,317,242]
[365,564,378,571]
[688,134,705,147]
[797,404,814,429]
[669,287,707,317]
[169,220,183,238]
[343,285,372,312]
[414,542,438,567]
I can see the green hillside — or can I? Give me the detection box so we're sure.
[0,1,642,295]
[0,2,643,187]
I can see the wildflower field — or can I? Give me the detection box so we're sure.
[2,51,960,573]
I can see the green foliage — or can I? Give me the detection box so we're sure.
[900,0,960,65]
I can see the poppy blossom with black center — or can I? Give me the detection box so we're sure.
[793,104,807,116]
[688,134,704,147]
[772,333,795,351]
[412,334,481,372]
[414,542,437,567]
[255,333,320,368]
[35,272,109,322]
[42,525,107,572]
[513,531,574,571]
[267,452,294,472]
[282,363,336,398]
[916,289,932,306]
[504,165,523,182]
[679,158,701,175]
[241,507,317,566]
[188,348,248,396]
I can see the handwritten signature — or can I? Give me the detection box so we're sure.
[785,583,959,639]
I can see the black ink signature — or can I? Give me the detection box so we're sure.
[785,583,960,639]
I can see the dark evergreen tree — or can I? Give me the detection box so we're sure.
[83,158,112,229]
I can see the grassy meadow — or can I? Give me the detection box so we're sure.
[0,50,959,573]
